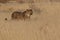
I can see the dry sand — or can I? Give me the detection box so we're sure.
[0,2,60,40]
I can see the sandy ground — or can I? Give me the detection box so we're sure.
[0,2,60,40]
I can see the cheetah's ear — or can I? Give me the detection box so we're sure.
[26,9,32,11]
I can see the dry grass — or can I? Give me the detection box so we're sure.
[0,2,60,40]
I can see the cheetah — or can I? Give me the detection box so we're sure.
[11,9,33,20]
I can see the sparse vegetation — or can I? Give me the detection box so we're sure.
[0,1,60,40]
